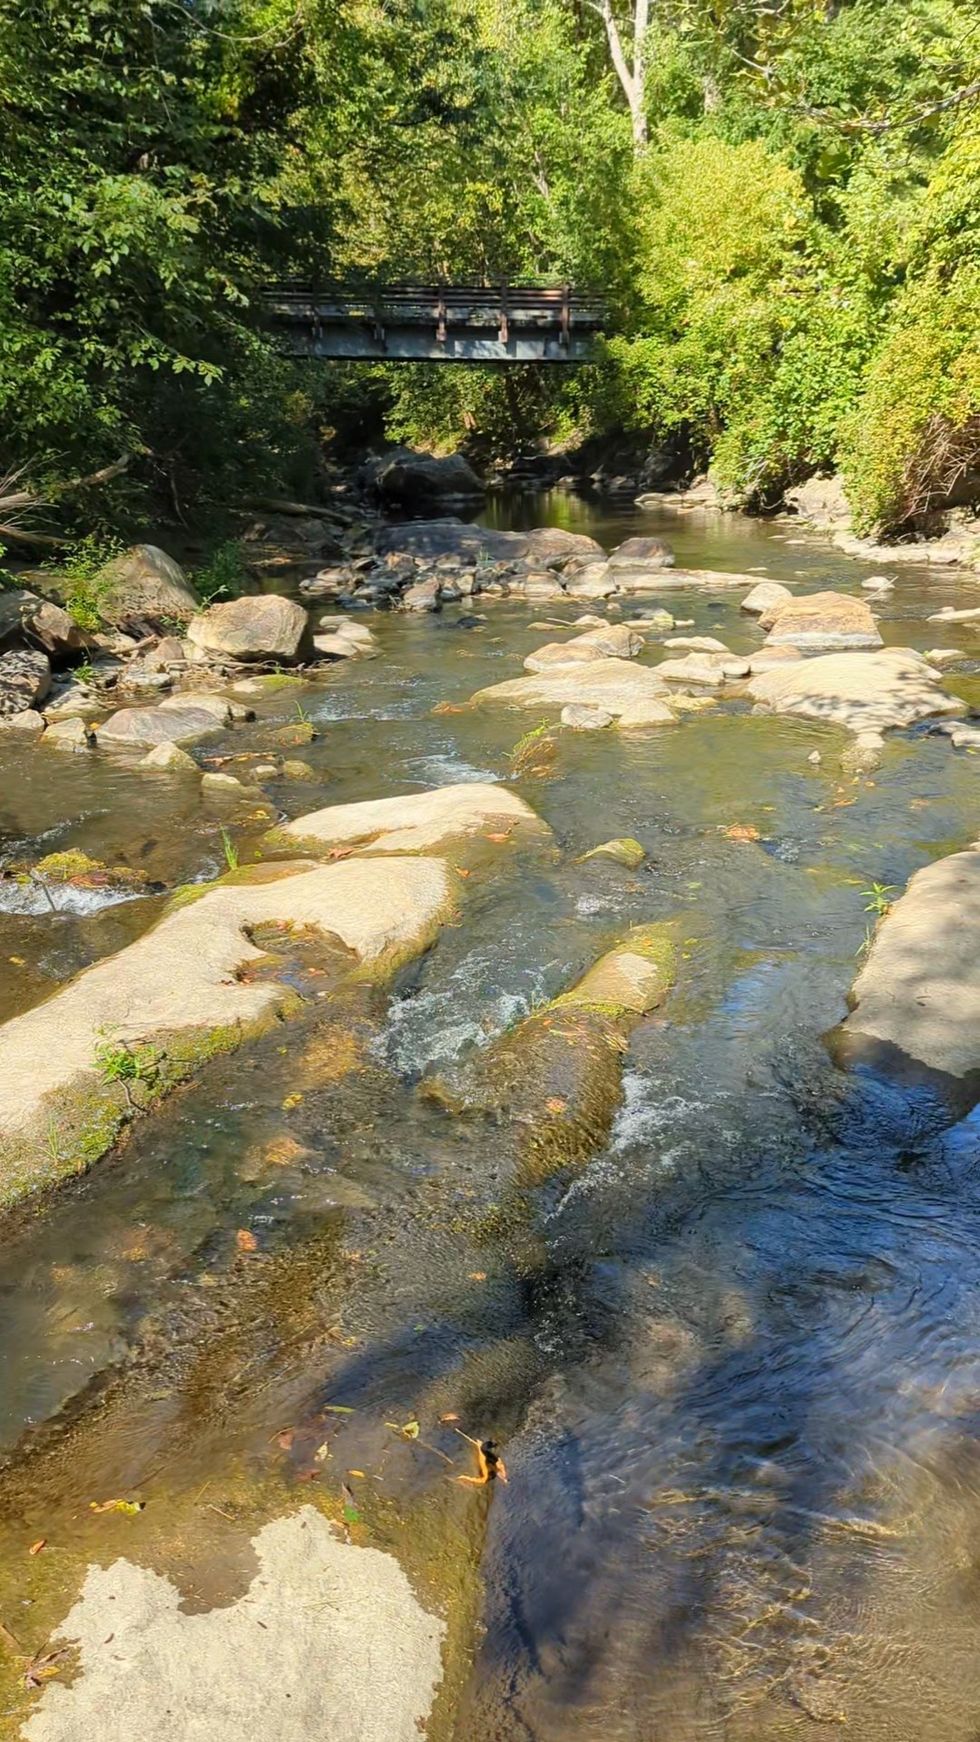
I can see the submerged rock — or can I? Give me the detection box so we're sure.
[0,857,457,1204]
[270,782,549,858]
[579,837,646,869]
[470,658,676,728]
[139,741,198,772]
[833,841,980,1086]
[560,704,614,730]
[454,924,677,1183]
[23,1507,444,1742]
[187,595,310,664]
[746,649,959,734]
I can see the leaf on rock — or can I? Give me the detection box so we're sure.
[89,1499,144,1516]
[235,1228,258,1253]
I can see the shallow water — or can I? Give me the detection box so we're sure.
[1,495,980,1739]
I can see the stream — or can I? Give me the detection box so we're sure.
[2,492,980,1739]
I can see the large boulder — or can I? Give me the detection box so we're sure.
[187,595,310,664]
[833,843,980,1084]
[606,536,675,578]
[25,600,87,664]
[0,858,457,1203]
[0,647,51,717]
[366,447,485,506]
[760,589,882,651]
[374,518,603,569]
[97,544,199,627]
[270,783,549,858]
[470,657,676,728]
[746,648,960,733]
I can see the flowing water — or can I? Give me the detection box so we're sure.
[1,494,980,1738]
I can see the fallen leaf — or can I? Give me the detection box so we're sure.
[402,1418,420,1439]
[295,1467,320,1482]
[275,1429,294,1451]
[455,867,471,879]
[485,832,511,843]
[281,1092,303,1110]
[89,1499,144,1516]
[468,1271,487,1282]
[28,1538,46,1556]
[9,955,26,967]
[341,1482,360,1523]
[235,1228,258,1253]
[439,1412,460,1423]
[545,1096,567,1115]
[323,1403,356,1414]
[721,823,761,843]
[313,1441,331,1464]
[347,1469,366,1479]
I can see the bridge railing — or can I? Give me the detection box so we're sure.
[263,281,606,352]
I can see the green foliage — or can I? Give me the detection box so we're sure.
[94,1032,161,1089]
[193,540,247,605]
[58,533,124,629]
[0,0,975,530]
[219,826,240,872]
[862,881,896,918]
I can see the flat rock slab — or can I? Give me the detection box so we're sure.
[23,1508,444,1742]
[470,658,676,727]
[609,566,767,593]
[835,843,980,1082]
[0,858,455,1202]
[97,704,228,746]
[746,649,960,733]
[272,782,548,856]
[761,589,882,650]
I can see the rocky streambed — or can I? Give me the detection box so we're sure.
[2,494,980,1741]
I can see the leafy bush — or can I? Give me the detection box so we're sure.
[58,532,124,629]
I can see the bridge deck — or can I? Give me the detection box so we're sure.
[264,283,605,363]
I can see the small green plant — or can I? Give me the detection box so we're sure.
[60,533,124,630]
[219,825,240,871]
[294,700,312,725]
[74,661,97,686]
[194,540,247,604]
[511,719,551,760]
[94,1031,161,1109]
[862,881,896,919]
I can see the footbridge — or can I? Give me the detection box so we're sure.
[264,282,606,364]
